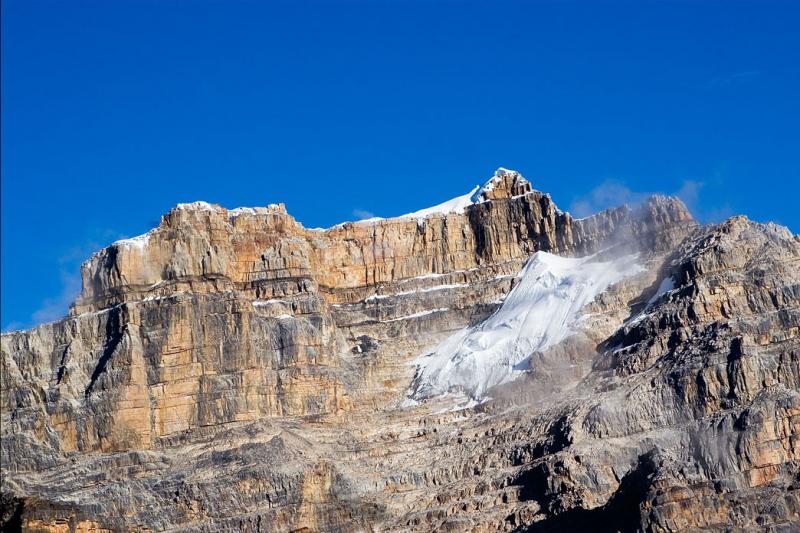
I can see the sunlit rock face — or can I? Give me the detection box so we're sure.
[3,169,799,532]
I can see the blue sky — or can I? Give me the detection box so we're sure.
[2,1,799,331]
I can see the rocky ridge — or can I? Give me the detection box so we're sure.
[2,169,798,532]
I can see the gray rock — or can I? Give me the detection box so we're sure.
[3,171,798,531]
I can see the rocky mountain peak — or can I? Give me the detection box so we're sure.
[473,167,533,201]
[2,168,798,532]
[637,193,694,223]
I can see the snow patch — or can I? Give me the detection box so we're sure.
[327,167,528,228]
[646,276,675,306]
[381,308,449,323]
[398,268,480,284]
[397,185,482,219]
[478,166,515,195]
[176,201,218,212]
[397,167,523,220]
[762,221,794,241]
[624,275,677,327]
[253,298,288,307]
[365,283,469,302]
[409,251,644,401]
[230,207,268,217]
[142,294,172,302]
[172,202,286,218]
[113,230,154,250]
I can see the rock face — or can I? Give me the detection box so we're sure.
[2,169,798,532]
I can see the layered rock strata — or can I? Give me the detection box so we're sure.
[2,169,797,532]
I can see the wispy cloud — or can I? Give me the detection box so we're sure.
[30,270,83,325]
[352,208,376,220]
[4,229,126,332]
[674,179,702,213]
[569,178,731,224]
[702,204,735,224]
[706,70,761,88]
[569,180,649,218]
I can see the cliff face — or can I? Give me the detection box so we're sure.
[2,169,797,532]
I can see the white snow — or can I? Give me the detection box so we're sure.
[762,221,794,241]
[646,276,675,306]
[113,230,154,250]
[327,167,528,228]
[229,204,284,217]
[364,283,469,302]
[398,268,480,284]
[253,298,287,307]
[353,216,385,224]
[478,167,515,194]
[409,251,644,401]
[397,185,483,219]
[624,275,677,327]
[176,201,218,211]
[397,167,522,220]
[142,294,172,302]
[229,207,269,217]
[173,202,285,217]
[381,308,449,323]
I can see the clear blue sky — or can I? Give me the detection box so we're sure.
[2,1,799,331]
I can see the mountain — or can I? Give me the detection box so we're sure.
[2,169,799,532]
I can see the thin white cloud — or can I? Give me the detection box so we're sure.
[674,179,703,214]
[703,204,735,224]
[707,70,761,87]
[568,180,649,218]
[352,208,376,220]
[30,270,82,325]
[7,229,126,331]
[569,178,729,225]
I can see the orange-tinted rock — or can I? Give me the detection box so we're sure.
[4,170,799,531]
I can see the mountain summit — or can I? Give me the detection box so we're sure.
[2,169,798,532]
[352,167,533,222]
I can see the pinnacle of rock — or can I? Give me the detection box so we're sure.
[476,167,533,201]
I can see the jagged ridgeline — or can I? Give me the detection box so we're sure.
[2,169,799,532]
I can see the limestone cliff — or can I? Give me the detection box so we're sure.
[2,169,797,532]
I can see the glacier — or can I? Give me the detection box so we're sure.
[409,250,644,401]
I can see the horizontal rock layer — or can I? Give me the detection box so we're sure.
[3,170,798,532]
